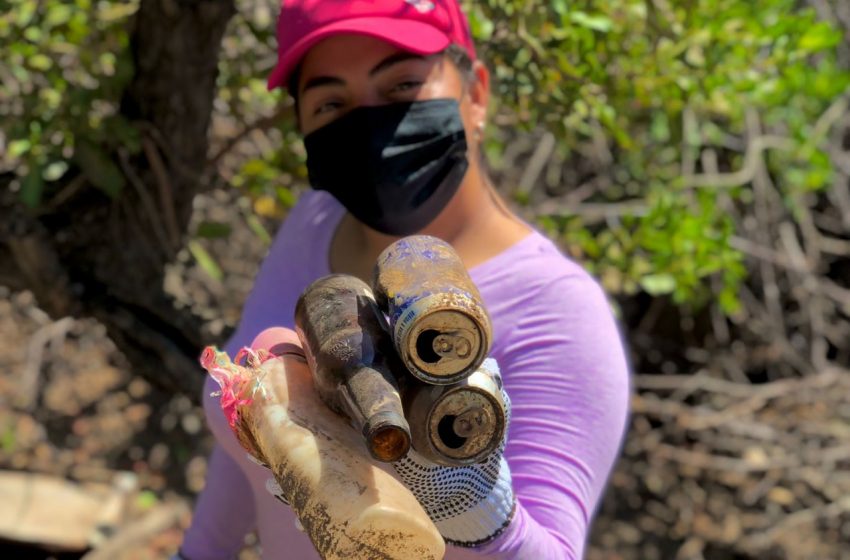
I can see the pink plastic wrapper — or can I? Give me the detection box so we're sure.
[199,346,272,430]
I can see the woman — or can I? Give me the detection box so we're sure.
[177,1,630,558]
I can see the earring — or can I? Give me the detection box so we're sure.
[474,123,484,142]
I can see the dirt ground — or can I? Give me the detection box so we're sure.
[0,188,265,560]
[2,187,848,560]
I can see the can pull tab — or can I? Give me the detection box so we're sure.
[433,333,472,360]
[452,407,490,438]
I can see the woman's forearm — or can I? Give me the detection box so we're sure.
[179,444,257,560]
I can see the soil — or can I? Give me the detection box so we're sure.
[0,188,268,560]
[2,186,848,560]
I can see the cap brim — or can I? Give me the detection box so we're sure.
[267,17,451,91]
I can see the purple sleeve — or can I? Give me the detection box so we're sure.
[476,273,631,559]
[179,444,257,560]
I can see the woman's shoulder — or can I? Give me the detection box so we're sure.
[487,234,630,355]
[473,229,604,306]
[474,229,621,351]
[266,190,344,258]
[281,189,344,232]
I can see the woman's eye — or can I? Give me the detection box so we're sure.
[391,80,423,93]
[314,101,343,115]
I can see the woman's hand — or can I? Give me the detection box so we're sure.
[244,328,515,549]
[204,326,446,559]
[392,358,516,548]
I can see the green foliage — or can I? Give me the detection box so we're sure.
[187,240,224,283]
[213,1,303,217]
[464,0,849,312]
[134,489,159,510]
[1,419,16,454]
[4,0,847,315]
[195,221,233,240]
[0,0,139,206]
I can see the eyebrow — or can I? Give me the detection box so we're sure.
[369,52,427,77]
[300,52,428,96]
[300,75,345,96]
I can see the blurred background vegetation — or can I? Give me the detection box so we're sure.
[1,0,849,559]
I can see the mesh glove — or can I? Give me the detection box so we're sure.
[392,358,516,547]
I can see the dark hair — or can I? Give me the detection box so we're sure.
[443,44,475,82]
[287,44,476,105]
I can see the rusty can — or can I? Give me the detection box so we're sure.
[402,360,506,466]
[294,274,411,463]
[373,235,492,385]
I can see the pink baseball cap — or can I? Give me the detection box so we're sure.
[267,0,477,91]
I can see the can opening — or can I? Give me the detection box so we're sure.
[415,329,443,364]
[437,414,467,449]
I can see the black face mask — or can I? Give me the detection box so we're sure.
[303,98,469,236]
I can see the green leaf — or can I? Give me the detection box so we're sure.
[27,53,53,71]
[1,421,16,453]
[73,141,126,198]
[196,221,232,239]
[97,2,140,23]
[650,114,670,142]
[798,23,841,52]
[718,287,741,315]
[552,0,569,15]
[43,161,69,181]
[20,170,45,208]
[40,88,62,110]
[276,186,296,209]
[8,139,31,159]
[467,7,495,40]
[15,1,37,27]
[188,241,223,282]
[135,490,159,511]
[569,12,613,33]
[23,26,41,41]
[640,273,676,296]
[245,214,271,246]
[241,158,268,177]
[513,190,531,206]
[45,4,74,27]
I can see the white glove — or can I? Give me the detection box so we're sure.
[393,358,516,547]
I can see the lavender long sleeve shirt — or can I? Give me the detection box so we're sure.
[181,191,631,560]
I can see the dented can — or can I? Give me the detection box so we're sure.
[402,360,506,466]
[373,235,492,385]
[294,274,411,463]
